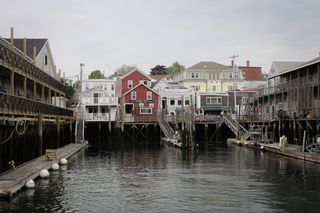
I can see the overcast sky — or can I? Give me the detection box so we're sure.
[1,0,319,79]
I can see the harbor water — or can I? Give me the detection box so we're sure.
[1,142,320,212]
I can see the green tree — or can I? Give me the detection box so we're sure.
[167,62,185,76]
[65,85,75,100]
[115,65,137,77]
[89,70,105,79]
[150,65,168,75]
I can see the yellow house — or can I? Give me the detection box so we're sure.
[172,61,244,92]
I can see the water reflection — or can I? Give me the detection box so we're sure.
[1,142,320,212]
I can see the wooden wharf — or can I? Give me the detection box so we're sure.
[227,138,320,164]
[0,141,88,200]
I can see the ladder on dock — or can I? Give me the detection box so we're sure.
[157,109,181,144]
[222,113,250,140]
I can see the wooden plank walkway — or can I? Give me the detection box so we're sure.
[0,142,88,199]
[227,138,320,164]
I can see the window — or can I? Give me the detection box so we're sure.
[229,72,233,79]
[212,86,216,91]
[104,85,107,90]
[131,91,136,100]
[140,80,151,87]
[44,55,48,65]
[111,84,114,90]
[140,108,152,114]
[191,72,199,79]
[206,97,222,105]
[170,99,175,105]
[177,100,182,105]
[93,93,99,104]
[192,85,200,91]
[128,80,133,89]
[139,103,144,107]
[146,92,152,100]
[185,99,190,106]
[149,103,154,108]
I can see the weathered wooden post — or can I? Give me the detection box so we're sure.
[108,106,111,143]
[38,114,43,156]
[56,116,61,148]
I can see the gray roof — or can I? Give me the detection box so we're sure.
[271,61,305,74]
[4,38,47,59]
[187,61,230,71]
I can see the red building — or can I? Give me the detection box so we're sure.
[115,69,159,122]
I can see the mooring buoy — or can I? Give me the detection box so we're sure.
[51,163,60,171]
[25,179,35,188]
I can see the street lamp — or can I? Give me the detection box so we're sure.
[80,63,85,92]
[230,54,239,114]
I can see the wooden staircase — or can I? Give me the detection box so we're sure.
[222,113,250,140]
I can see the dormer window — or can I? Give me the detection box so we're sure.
[128,80,133,89]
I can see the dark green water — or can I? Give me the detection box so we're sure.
[1,142,320,213]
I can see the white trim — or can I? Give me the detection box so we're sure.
[146,91,152,100]
[128,80,133,89]
[131,91,136,100]
[140,108,152,114]
[120,68,152,81]
[122,83,159,96]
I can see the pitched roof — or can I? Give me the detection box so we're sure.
[269,56,320,78]
[122,83,159,97]
[120,68,152,81]
[270,61,305,75]
[187,61,230,71]
[149,74,168,81]
[4,38,48,59]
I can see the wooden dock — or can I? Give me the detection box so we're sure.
[227,138,320,164]
[0,142,88,200]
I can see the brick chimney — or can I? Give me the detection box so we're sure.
[246,60,250,67]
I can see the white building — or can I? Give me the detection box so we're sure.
[153,80,195,115]
[79,79,118,122]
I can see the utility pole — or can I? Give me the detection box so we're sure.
[80,63,85,92]
[230,54,239,115]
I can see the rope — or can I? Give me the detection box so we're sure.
[0,119,26,145]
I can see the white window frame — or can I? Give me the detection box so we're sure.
[146,92,152,100]
[149,103,154,108]
[131,91,136,100]
[140,108,152,114]
[128,80,133,89]
[111,84,114,90]
[206,97,222,105]
[191,72,199,79]
[185,99,190,106]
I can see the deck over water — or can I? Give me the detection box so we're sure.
[227,138,320,164]
[0,142,88,199]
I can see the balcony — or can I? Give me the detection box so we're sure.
[0,92,73,118]
[82,97,118,105]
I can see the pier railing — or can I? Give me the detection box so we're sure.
[0,92,73,117]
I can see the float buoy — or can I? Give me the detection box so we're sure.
[39,169,49,178]
[25,179,35,188]
[51,163,60,171]
[59,158,67,165]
